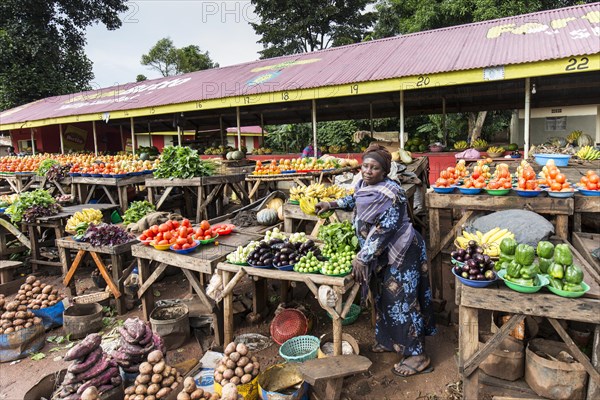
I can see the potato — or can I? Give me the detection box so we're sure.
[183,376,196,393]
[235,367,244,378]
[253,361,260,371]
[18,289,25,295]
[42,285,52,294]
[134,395,144,400]
[229,352,240,363]
[229,376,240,385]
[209,394,219,400]
[240,373,252,384]
[236,343,248,356]
[139,362,153,375]
[216,364,226,374]
[148,350,163,364]
[25,276,36,284]
[40,294,48,300]
[222,369,234,380]
[251,356,258,363]
[177,392,191,400]
[151,374,163,384]
[33,317,42,324]
[32,305,40,310]
[155,387,171,399]
[190,389,204,400]
[48,294,57,301]
[4,327,14,333]
[214,372,223,383]
[14,325,22,331]
[81,386,99,400]
[224,342,236,356]
[125,386,136,395]
[243,363,253,374]
[31,287,41,294]
[237,356,249,368]
[153,360,166,374]
[6,302,18,311]
[225,359,236,370]
[15,311,27,319]
[146,396,156,400]
[4,311,16,320]
[135,385,148,395]
[24,322,32,328]
[162,376,175,387]
[220,379,229,386]
[32,280,41,287]
[162,365,172,377]
[170,381,179,390]
[138,374,151,385]
[13,319,24,326]
[177,375,183,383]
[147,383,160,395]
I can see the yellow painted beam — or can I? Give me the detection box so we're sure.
[2,55,598,131]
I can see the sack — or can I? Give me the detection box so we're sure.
[0,323,45,362]
[31,299,66,330]
[470,210,554,248]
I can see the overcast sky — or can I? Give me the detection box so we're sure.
[85,1,263,89]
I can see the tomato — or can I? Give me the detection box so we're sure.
[178,226,188,238]
[562,182,570,189]
[551,182,562,191]
[158,240,169,245]
[176,237,188,246]
[165,220,174,230]
[518,178,526,189]
[503,181,512,189]
[586,170,596,178]
[589,174,599,184]
[151,225,159,234]
[525,180,537,190]
[200,220,211,231]
[171,220,179,228]
[155,232,163,241]
[523,169,536,181]
[181,219,190,227]
[187,227,194,235]
[172,244,181,250]
[196,228,204,237]
[472,172,480,180]
[555,173,566,184]
[204,234,212,240]
[440,170,449,179]
[188,237,194,244]
[158,223,169,233]
[139,234,147,240]
[182,243,191,249]
[587,182,598,190]
[205,228,213,237]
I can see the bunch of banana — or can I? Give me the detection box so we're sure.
[65,208,103,233]
[486,146,505,154]
[472,138,489,149]
[290,183,352,201]
[299,197,318,216]
[576,146,600,161]
[455,227,515,257]
[567,130,583,144]
[454,140,468,150]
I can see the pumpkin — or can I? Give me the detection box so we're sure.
[577,134,593,147]
[277,205,283,221]
[231,150,245,160]
[226,152,234,160]
[266,197,284,210]
[257,209,278,225]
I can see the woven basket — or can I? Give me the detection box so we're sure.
[73,291,110,305]
[279,335,320,363]
[326,303,361,326]
[270,309,308,345]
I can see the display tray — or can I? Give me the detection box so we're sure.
[546,189,577,198]
[457,187,482,195]
[485,188,510,196]
[513,188,543,197]
[578,188,600,196]
[452,268,498,288]
[546,281,590,298]
[248,261,273,269]
[170,240,201,254]
[431,185,455,194]
[497,270,548,293]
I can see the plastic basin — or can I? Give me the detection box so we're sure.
[534,154,571,167]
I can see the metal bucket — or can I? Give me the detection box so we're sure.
[63,303,103,340]
[149,303,189,350]
[258,363,308,400]
[478,332,524,381]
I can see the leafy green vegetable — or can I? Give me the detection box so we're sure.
[31,352,46,361]
[123,200,156,225]
[5,189,58,223]
[318,220,359,252]
[153,146,216,179]
[36,159,59,176]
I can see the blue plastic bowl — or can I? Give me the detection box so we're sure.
[534,153,571,167]
[274,264,295,271]
[546,188,577,198]
[432,185,455,194]
[513,188,543,197]
[451,268,498,288]
[457,187,482,195]
[170,240,200,254]
[579,188,600,197]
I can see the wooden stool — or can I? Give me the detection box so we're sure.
[298,355,372,400]
[0,260,23,284]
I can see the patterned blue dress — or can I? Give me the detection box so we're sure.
[337,181,436,356]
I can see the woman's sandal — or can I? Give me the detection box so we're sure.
[370,343,393,353]
[391,358,434,377]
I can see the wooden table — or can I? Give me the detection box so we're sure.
[426,192,574,301]
[0,172,39,193]
[217,262,360,356]
[573,194,600,232]
[0,213,29,259]
[572,232,600,274]
[33,175,72,198]
[56,236,138,314]
[71,174,147,213]
[145,173,250,222]
[23,204,118,271]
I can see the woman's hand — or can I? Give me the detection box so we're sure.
[351,258,368,283]
[314,201,331,216]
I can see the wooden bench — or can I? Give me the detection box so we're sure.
[0,260,22,284]
[298,355,372,400]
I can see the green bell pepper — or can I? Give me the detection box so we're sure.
[499,253,514,264]
[548,262,565,280]
[519,264,539,279]
[515,244,535,266]
[536,241,554,259]
[565,264,584,284]
[538,257,553,274]
[548,277,563,290]
[563,282,584,292]
[554,244,573,266]
[495,261,507,271]
[507,260,522,278]
[499,237,518,256]
[506,276,534,286]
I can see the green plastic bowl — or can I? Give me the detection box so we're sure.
[485,188,511,196]
[546,281,590,298]
[497,270,548,293]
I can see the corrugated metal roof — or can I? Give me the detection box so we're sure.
[1,3,599,126]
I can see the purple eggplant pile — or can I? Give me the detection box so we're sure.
[451,240,496,281]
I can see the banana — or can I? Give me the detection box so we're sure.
[481,227,500,243]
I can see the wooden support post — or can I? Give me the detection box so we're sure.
[222,270,234,345]
[587,325,600,400]
[139,258,154,320]
[459,304,479,400]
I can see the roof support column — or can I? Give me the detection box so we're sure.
[260,113,265,147]
[219,115,224,147]
[399,90,405,149]
[596,105,600,145]
[147,123,152,148]
[177,126,182,146]
[236,107,242,151]
[120,125,125,151]
[59,124,64,155]
[369,103,374,138]
[93,121,98,156]
[312,99,318,158]
[442,97,447,146]
[130,117,136,156]
[524,78,531,159]
[30,129,35,155]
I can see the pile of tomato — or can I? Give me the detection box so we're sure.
[578,170,600,191]
[138,219,216,250]
[539,164,573,192]
[516,165,539,190]
[486,164,512,190]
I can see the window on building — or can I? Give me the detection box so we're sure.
[545,117,567,132]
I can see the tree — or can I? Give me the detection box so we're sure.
[141,38,218,77]
[250,0,376,59]
[0,0,129,110]
[372,0,593,143]
[136,74,148,82]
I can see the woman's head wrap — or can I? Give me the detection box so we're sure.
[362,144,392,176]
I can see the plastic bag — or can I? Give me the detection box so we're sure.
[31,299,66,331]
[0,323,45,362]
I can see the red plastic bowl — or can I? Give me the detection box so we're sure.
[270,309,308,345]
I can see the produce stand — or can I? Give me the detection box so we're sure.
[32,175,72,198]
[217,261,360,356]
[456,243,600,399]
[56,236,138,315]
[70,174,147,213]
[0,213,30,258]
[0,172,38,194]
[573,194,600,232]
[23,203,118,271]
[426,192,573,301]
[145,173,250,222]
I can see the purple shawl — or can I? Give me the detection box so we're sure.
[354,179,399,224]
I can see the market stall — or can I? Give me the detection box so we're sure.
[70,174,147,213]
[0,172,38,194]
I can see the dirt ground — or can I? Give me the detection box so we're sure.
[0,265,462,400]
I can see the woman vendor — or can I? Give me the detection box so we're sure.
[315,144,436,376]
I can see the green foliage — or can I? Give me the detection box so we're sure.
[153,146,216,179]
[0,0,128,110]
[136,74,148,82]
[36,159,59,176]
[141,38,219,77]
[5,189,56,223]
[317,121,358,147]
[250,0,376,58]
[123,201,156,225]
[265,124,312,153]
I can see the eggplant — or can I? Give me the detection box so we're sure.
[466,259,477,269]
[457,248,467,257]
[484,270,496,280]
[462,272,469,279]
[464,254,471,261]
[451,250,458,259]
[469,268,479,276]
[468,274,477,280]
[476,273,485,281]
[461,264,470,273]
[455,256,464,262]
[468,240,477,248]
[483,255,491,264]
[475,246,484,254]
[473,253,484,263]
